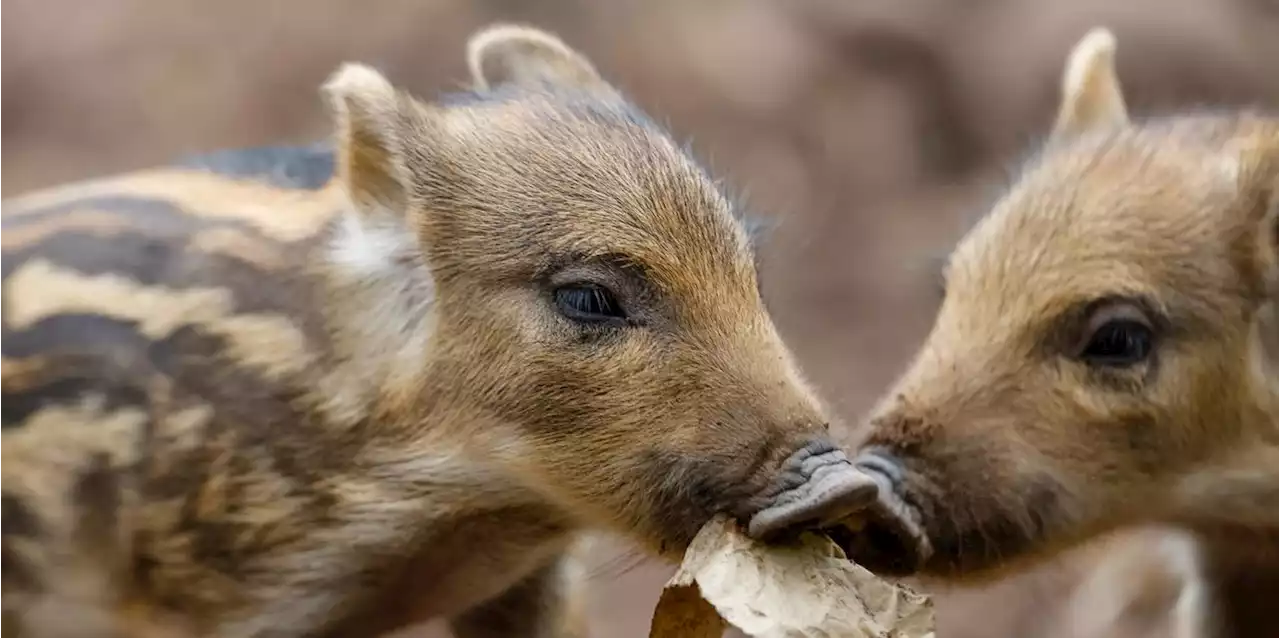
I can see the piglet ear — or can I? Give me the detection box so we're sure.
[1050,28,1130,141]
[322,63,419,216]
[466,24,616,96]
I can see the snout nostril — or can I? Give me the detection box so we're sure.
[798,450,849,476]
[747,444,881,540]
[758,439,844,500]
[854,447,904,486]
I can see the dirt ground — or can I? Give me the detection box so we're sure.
[3,0,1275,636]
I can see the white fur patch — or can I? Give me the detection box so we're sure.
[321,207,438,417]
[1214,154,1243,185]
[323,63,395,108]
[1159,531,1208,638]
[1060,528,1207,638]
[328,211,417,278]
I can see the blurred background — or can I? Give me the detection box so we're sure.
[3,0,1275,636]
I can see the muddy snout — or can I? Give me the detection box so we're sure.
[746,440,880,540]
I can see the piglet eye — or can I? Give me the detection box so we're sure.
[1081,320,1153,367]
[554,284,626,324]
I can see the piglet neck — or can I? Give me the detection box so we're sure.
[309,208,441,422]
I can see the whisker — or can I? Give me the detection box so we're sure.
[587,545,649,581]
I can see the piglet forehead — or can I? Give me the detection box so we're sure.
[432,93,758,294]
[943,129,1245,327]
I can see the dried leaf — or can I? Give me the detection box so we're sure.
[649,579,728,638]
[650,515,935,638]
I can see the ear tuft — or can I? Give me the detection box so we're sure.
[466,23,612,94]
[323,63,396,107]
[1065,28,1118,89]
[321,63,413,215]
[1051,27,1130,140]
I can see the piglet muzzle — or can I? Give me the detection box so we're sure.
[747,440,879,540]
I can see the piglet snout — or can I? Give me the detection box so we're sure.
[747,441,879,540]
[833,447,933,575]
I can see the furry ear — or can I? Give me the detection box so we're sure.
[1051,28,1129,140]
[322,63,417,215]
[466,24,615,95]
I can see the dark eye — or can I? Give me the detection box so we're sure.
[554,284,626,325]
[1080,319,1153,367]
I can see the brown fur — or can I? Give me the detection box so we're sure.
[1,25,841,638]
[849,27,1278,638]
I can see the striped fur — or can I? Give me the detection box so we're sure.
[2,25,841,638]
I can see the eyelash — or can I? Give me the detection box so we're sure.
[1079,319,1154,367]
[553,284,627,326]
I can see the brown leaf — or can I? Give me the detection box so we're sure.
[649,581,729,638]
[649,515,935,638]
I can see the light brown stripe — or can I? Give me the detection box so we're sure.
[189,227,288,271]
[1,210,137,250]
[6,171,343,242]
[6,259,316,381]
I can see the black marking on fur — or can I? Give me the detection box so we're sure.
[2,226,331,348]
[0,495,43,592]
[132,325,346,579]
[2,494,42,539]
[3,314,156,363]
[175,142,336,191]
[72,454,123,555]
[4,230,185,286]
[1,368,150,427]
[4,315,350,579]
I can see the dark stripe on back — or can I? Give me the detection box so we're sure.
[1,493,42,590]
[2,494,41,538]
[0,353,149,427]
[3,314,155,363]
[2,370,150,428]
[175,142,336,191]
[71,454,124,557]
[2,312,355,471]
[2,227,331,347]
[3,319,356,586]
[4,196,214,233]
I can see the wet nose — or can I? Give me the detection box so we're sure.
[746,439,880,540]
